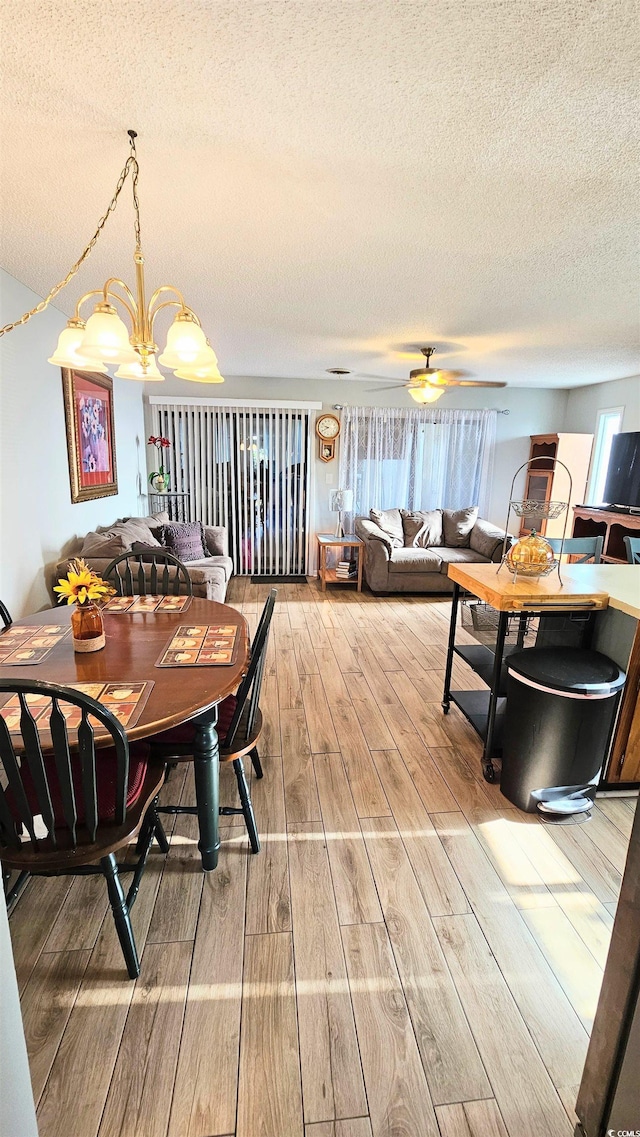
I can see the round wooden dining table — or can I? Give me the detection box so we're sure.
[0,598,250,871]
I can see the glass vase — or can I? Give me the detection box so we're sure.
[71,602,106,653]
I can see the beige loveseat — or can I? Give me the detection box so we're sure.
[354,507,509,593]
[52,513,233,603]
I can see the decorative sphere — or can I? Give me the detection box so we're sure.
[506,530,555,576]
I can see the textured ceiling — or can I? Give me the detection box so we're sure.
[0,0,638,388]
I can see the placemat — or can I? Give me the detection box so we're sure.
[0,680,154,735]
[156,624,239,667]
[0,624,71,665]
[104,594,193,614]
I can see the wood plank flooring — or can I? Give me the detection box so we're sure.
[9,579,636,1137]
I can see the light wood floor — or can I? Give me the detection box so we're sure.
[9,580,636,1137]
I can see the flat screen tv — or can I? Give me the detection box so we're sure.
[603,431,640,508]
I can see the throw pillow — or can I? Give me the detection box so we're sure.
[400,509,443,548]
[131,541,168,562]
[80,529,129,560]
[442,506,478,548]
[369,508,403,548]
[161,521,211,562]
[121,511,171,528]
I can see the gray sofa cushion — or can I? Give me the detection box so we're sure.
[401,509,443,548]
[442,507,478,548]
[436,547,492,573]
[204,525,228,557]
[355,518,393,554]
[388,548,443,573]
[187,555,234,582]
[81,518,163,559]
[369,508,403,548]
[469,518,507,561]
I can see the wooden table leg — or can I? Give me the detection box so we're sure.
[192,711,220,871]
[321,544,327,591]
[357,544,363,591]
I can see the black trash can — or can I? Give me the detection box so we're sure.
[501,647,626,814]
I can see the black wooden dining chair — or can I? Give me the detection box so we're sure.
[0,678,168,978]
[103,549,193,596]
[0,600,13,628]
[150,589,277,854]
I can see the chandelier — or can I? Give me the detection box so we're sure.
[0,130,223,384]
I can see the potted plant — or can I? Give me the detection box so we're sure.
[53,559,114,652]
[148,435,171,492]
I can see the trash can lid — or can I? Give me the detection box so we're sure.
[507,647,626,696]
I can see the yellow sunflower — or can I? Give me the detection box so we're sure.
[54,558,114,606]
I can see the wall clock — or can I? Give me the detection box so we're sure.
[316,413,341,462]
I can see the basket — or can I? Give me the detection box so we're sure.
[461,600,537,646]
[510,499,567,519]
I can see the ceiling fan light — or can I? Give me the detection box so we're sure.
[114,352,164,381]
[408,385,445,404]
[158,311,208,367]
[48,322,108,372]
[80,304,138,364]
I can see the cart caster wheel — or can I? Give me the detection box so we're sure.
[483,764,496,783]
[442,703,450,715]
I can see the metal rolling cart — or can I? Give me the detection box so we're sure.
[441,457,598,782]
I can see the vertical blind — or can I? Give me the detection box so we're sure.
[338,406,497,524]
[150,401,312,576]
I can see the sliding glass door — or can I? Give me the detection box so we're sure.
[150,401,311,576]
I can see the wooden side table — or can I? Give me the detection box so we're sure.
[317,534,363,591]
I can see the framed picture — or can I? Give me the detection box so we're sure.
[61,369,118,502]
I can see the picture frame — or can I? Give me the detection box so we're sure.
[61,368,118,503]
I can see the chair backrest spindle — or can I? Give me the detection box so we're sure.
[104,550,193,597]
[0,679,130,856]
[223,589,277,750]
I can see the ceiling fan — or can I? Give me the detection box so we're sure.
[357,347,507,403]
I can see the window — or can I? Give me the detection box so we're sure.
[586,407,624,505]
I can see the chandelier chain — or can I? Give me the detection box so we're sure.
[0,150,137,338]
[128,131,142,251]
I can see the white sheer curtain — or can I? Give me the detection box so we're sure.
[338,406,496,525]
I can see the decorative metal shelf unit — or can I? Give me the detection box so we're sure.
[147,491,191,523]
[497,455,572,584]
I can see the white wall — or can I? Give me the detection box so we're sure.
[145,374,569,541]
[0,270,146,616]
[564,374,640,435]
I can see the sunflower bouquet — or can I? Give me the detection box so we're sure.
[54,559,114,607]
[54,560,114,652]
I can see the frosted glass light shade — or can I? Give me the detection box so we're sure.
[157,314,208,367]
[114,353,164,381]
[48,324,108,372]
[408,384,445,404]
[174,363,224,383]
[80,306,138,363]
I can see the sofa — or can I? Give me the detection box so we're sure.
[354,506,510,593]
[52,512,233,603]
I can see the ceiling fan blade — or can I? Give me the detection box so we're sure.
[446,380,507,388]
[356,373,405,382]
[365,383,408,392]
[410,367,475,382]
